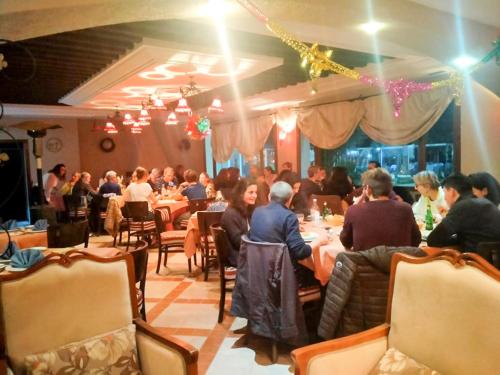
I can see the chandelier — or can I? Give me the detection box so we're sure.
[99,76,223,135]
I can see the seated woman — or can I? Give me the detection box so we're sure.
[220,178,258,267]
[323,166,353,211]
[199,171,216,199]
[123,166,158,220]
[412,170,448,220]
[469,172,500,207]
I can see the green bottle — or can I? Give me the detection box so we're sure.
[425,202,434,230]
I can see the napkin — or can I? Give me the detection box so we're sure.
[10,248,44,269]
[0,241,19,259]
[2,219,17,230]
[33,219,48,230]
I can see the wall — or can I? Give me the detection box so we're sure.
[78,117,206,181]
[460,81,500,179]
[276,127,299,174]
[0,117,81,183]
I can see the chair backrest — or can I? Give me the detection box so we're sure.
[197,211,223,237]
[129,240,149,290]
[47,220,89,248]
[189,198,215,214]
[209,224,232,272]
[0,252,136,373]
[387,250,500,375]
[63,194,87,219]
[123,201,149,220]
[231,236,308,346]
[154,206,173,233]
[476,241,500,269]
[311,194,344,215]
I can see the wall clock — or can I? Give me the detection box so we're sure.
[100,137,115,153]
[46,137,63,153]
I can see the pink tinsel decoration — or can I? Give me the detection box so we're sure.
[237,0,268,23]
[360,75,433,117]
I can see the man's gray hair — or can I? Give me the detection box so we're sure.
[270,181,293,203]
[105,170,117,181]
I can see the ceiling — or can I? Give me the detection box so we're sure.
[0,0,498,122]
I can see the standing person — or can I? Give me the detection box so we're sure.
[221,178,258,267]
[427,174,500,252]
[44,163,67,212]
[123,166,158,220]
[412,170,448,220]
[199,171,216,199]
[72,172,99,233]
[249,181,328,287]
[340,168,421,251]
[469,172,500,207]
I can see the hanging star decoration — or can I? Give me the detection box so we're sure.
[237,0,499,117]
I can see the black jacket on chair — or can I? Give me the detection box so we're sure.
[230,236,308,346]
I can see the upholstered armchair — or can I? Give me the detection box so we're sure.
[292,250,500,375]
[0,251,198,374]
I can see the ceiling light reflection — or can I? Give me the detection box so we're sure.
[359,21,385,34]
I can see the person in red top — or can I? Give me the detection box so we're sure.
[340,168,421,251]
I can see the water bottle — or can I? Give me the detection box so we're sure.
[310,198,321,226]
[425,202,433,230]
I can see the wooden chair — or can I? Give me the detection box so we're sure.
[0,250,198,375]
[95,195,110,235]
[188,198,215,214]
[63,194,87,222]
[47,220,89,248]
[197,210,223,281]
[311,194,347,215]
[477,241,500,269]
[154,207,191,274]
[291,250,500,375]
[129,240,149,321]
[123,201,156,250]
[209,224,237,323]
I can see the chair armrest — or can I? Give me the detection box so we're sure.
[291,324,390,375]
[134,319,198,375]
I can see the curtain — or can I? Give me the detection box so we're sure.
[211,115,274,162]
[360,86,453,145]
[297,100,365,149]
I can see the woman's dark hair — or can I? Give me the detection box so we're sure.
[277,169,300,186]
[324,166,353,198]
[469,172,500,206]
[229,178,257,218]
[49,164,66,179]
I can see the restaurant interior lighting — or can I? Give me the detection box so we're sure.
[175,97,192,114]
[452,55,479,69]
[208,98,224,113]
[165,111,179,126]
[359,21,385,34]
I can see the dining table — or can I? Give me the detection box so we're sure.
[0,229,48,251]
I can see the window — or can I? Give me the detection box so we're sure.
[309,102,457,186]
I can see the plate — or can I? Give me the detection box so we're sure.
[30,229,47,233]
[6,265,27,272]
[27,247,47,251]
[301,232,318,242]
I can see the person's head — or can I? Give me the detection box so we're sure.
[50,164,67,179]
[199,171,211,186]
[134,166,148,182]
[270,181,294,206]
[469,172,500,206]
[327,166,353,197]
[413,170,441,198]
[361,168,393,199]
[367,160,380,170]
[263,166,275,177]
[70,172,81,183]
[105,170,117,183]
[442,173,472,207]
[149,168,161,180]
[174,164,185,177]
[292,181,301,194]
[80,172,91,184]
[318,167,326,181]
[277,169,300,188]
[307,165,321,181]
[183,169,198,183]
[281,161,292,171]
[229,178,258,217]
[249,164,259,178]
[163,167,175,182]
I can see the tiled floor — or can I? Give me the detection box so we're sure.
[89,235,294,375]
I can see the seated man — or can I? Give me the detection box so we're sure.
[340,168,421,251]
[98,170,122,197]
[427,173,500,252]
[249,181,328,287]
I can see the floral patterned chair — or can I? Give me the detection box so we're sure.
[0,251,198,374]
[291,250,500,375]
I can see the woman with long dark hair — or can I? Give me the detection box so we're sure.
[220,178,258,267]
[44,163,67,212]
[469,172,500,207]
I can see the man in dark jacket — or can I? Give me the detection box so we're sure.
[249,181,328,287]
[428,174,500,252]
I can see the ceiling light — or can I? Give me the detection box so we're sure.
[175,97,192,115]
[138,108,151,125]
[452,55,479,69]
[208,98,224,113]
[104,120,118,134]
[122,113,134,126]
[359,21,385,34]
[131,122,142,134]
[165,111,179,126]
